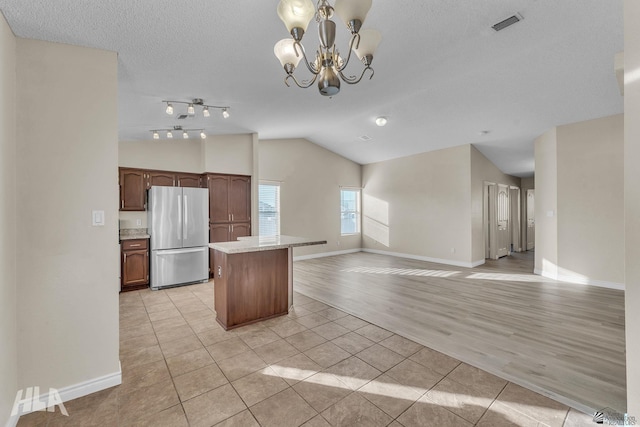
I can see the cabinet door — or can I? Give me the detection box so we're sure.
[177,173,201,188]
[119,168,146,211]
[207,175,230,223]
[229,176,251,222]
[122,249,149,288]
[210,223,231,243]
[230,222,251,241]
[147,171,175,188]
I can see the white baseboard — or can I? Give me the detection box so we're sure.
[5,365,121,426]
[534,268,625,290]
[362,248,480,269]
[293,248,362,261]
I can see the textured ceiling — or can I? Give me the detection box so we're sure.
[0,0,623,177]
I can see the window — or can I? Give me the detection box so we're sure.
[259,183,280,237]
[340,189,361,235]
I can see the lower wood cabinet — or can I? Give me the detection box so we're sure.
[121,238,149,292]
[208,222,251,276]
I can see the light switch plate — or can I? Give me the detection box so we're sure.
[92,210,105,226]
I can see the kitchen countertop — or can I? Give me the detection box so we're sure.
[210,235,327,254]
[119,228,150,241]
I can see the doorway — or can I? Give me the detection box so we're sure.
[526,189,535,250]
[485,182,523,260]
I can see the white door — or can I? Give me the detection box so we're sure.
[526,189,535,250]
[497,184,510,258]
[510,187,521,253]
[485,183,498,259]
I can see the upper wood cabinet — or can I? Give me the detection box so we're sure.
[119,168,207,211]
[147,171,175,188]
[204,174,251,224]
[176,173,201,188]
[205,174,231,223]
[119,168,146,211]
[229,176,251,223]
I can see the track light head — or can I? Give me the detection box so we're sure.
[167,131,173,139]
[200,131,207,139]
[183,130,189,139]
[222,108,230,119]
[203,107,210,117]
[165,103,173,115]
[187,104,195,115]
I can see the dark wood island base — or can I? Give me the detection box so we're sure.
[210,235,327,331]
[213,248,289,330]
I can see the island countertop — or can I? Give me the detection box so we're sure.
[209,235,327,254]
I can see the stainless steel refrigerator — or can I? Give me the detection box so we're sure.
[148,186,209,290]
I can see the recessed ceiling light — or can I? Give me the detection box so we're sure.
[375,117,388,127]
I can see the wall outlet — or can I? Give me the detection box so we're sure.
[450,248,456,254]
[337,241,341,247]
[136,219,142,226]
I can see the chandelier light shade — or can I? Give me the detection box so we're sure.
[333,0,372,32]
[353,28,382,61]
[163,98,230,119]
[277,0,315,35]
[273,0,381,96]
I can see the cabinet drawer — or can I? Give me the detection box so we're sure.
[122,239,148,251]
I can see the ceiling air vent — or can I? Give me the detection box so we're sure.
[492,13,523,32]
[177,114,189,120]
[358,135,373,142]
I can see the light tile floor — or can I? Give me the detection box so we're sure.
[18,281,594,426]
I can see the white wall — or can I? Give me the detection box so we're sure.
[535,117,625,288]
[119,139,203,172]
[362,145,474,266]
[534,128,558,277]
[259,138,362,258]
[625,0,640,415]
[470,146,521,264]
[16,39,120,396]
[557,115,624,286]
[201,134,253,176]
[0,13,17,425]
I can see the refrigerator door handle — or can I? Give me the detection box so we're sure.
[177,194,182,242]
[183,195,188,242]
[155,247,207,256]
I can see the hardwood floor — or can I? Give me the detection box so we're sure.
[293,251,626,414]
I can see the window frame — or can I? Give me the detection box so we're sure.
[340,188,361,236]
[258,182,281,237]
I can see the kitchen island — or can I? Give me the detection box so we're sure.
[210,235,326,330]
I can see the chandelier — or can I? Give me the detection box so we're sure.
[273,0,381,96]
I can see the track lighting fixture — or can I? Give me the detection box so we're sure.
[150,126,207,140]
[163,98,230,119]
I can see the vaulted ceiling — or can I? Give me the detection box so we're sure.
[1,0,623,176]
